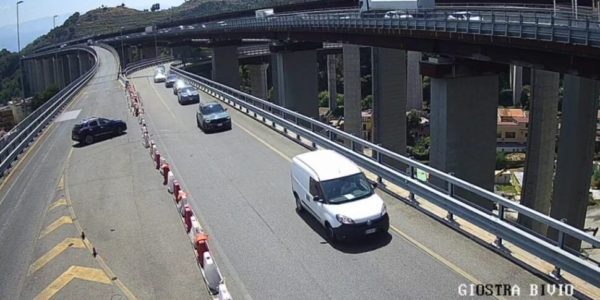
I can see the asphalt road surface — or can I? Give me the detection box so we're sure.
[131,65,557,300]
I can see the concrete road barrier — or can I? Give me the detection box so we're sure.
[166,171,174,189]
[218,284,233,300]
[202,252,223,294]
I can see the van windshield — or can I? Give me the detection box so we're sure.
[320,173,373,204]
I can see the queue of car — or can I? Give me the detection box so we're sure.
[153,65,231,132]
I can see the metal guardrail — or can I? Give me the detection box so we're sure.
[209,10,600,48]
[0,46,98,178]
[164,65,600,287]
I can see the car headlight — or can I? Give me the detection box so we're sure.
[336,214,355,224]
[381,203,387,216]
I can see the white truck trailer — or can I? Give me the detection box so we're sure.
[255,8,275,18]
[359,0,435,12]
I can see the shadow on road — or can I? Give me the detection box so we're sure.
[297,209,392,254]
[72,131,127,148]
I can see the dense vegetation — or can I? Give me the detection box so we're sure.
[0,50,22,105]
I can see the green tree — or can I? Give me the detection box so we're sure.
[32,85,60,110]
[495,152,508,170]
[361,95,372,110]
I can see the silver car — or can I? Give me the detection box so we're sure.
[178,87,200,105]
[173,79,188,95]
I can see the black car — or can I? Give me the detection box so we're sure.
[178,87,200,105]
[196,102,231,132]
[71,117,127,145]
[165,74,177,88]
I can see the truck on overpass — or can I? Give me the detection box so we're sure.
[359,0,435,12]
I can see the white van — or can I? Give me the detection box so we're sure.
[291,150,389,242]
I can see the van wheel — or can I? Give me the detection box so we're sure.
[294,193,303,213]
[325,223,337,243]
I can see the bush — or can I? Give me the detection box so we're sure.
[410,136,430,160]
[361,95,372,110]
[496,152,508,170]
[592,165,600,189]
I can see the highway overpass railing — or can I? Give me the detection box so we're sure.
[167,65,600,288]
[0,46,98,179]
[214,9,600,48]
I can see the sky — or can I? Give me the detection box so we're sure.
[0,0,186,27]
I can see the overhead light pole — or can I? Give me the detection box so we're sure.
[17,0,24,99]
[154,25,158,58]
[120,26,125,66]
[53,15,58,28]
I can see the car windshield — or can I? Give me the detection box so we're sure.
[167,75,177,80]
[201,104,224,114]
[319,173,373,204]
[181,87,194,94]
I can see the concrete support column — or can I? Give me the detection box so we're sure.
[371,47,407,160]
[343,45,362,140]
[427,62,499,210]
[141,46,156,60]
[407,51,423,111]
[77,54,86,76]
[211,46,240,89]
[518,70,560,235]
[53,56,65,89]
[33,59,44,94]
[42,57,54,91]
[551,75,600,250]
[327,54,338,111]
[61,56,70,86]
[22,60,34,96]
[271,50,319,119]
[511,65,523,107]
[67,54,80,82]
[247,64,269,99]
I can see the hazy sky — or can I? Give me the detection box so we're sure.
[0,0,186,27]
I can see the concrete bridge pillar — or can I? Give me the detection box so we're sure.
[511,65,523,107]
[53,56,65,89]
[343,45,362,140]
[33,59,44,94]
[270,42,319,119]
[551,75,600,250]
[372,47,407,162]
[42,57,55,91]
[518,70,560,235]
[141,45,157,60]
[423,59,502,211]
[407,51,423,111]
[327,54,338,112]
[67,54,81,83]
[22,60,35,96]
[211,45,240,89]
[78,53,91,76]
[60,56,70,87]
[247,64,269,99]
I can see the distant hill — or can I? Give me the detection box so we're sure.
[22,0,329,53]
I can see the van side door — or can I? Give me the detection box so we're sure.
[307,177,324,222]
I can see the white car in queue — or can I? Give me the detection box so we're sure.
[291,150,389,242]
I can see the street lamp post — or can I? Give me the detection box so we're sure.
[154,25,158,58]
[16,0,24,99]
[53,15,58,28]
[120,26,125,67]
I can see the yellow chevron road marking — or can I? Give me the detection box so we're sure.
[39,216,73,239]
[56,175,64,190]
[33,266,111,300]
[28,238,85,275]
[48,198,67,211]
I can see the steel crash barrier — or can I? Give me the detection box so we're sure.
[168,65,600,288]
[0,46,98,178]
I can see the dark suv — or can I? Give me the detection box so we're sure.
[71,117,127,145]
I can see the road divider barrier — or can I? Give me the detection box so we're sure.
[121,70,232,298]
[196,233,210,267]
[166,171,174,190]
[173,181,181,199]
